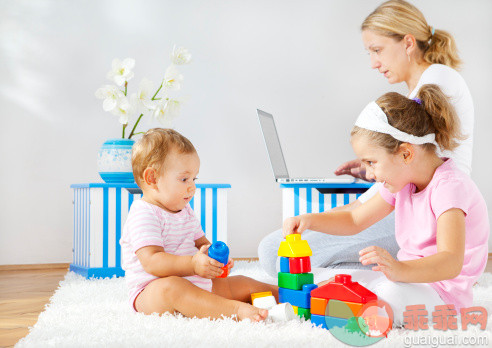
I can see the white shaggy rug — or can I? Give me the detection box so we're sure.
[16,261,492,347]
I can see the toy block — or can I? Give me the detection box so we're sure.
[330,300,364,318]
[280,257,290,273]
[289,256,311,274]
[310,274,377,304]
[277,234,312,258]
[310,314,328,329]
[279,284,318,308]
[252,295,277,309]
[327,299,356,319]
[278,272,314,290]
[310,297,328,316]
[208,241,229,265]
[325,315,349,330]
[292,305,298,315]
[251,291,273,302]
[218,265,229,278]
[297,307,311,320]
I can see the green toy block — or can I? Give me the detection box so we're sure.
[327,299,356,319]
[296,307,311,320]
[278,272,314,290]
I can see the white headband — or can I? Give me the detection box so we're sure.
[354,101,439,147]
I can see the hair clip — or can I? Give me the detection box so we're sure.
[412,98,422,105]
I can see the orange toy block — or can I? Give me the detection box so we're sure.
[311,297,328,316]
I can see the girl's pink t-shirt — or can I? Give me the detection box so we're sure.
[120,200,212,310]
[379,159,489,310]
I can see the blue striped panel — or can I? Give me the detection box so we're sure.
[72,190,76,266]
[189,197,194,210]
[319,191,324,213]
[115,187,121,268]
[294,187,299,216]
[128,192,133,211]
[212,188,217,243]
[83,188,86,267]
[331,193,337,209]
[344,194,349,205]
[75,189,79,265]
[103,188,109,268]
[201,188,206,232]
[306,188,312,214]
[88,189,91,267]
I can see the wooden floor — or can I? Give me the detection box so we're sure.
[1,257,491,347]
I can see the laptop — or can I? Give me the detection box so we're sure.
[257,109,355,184]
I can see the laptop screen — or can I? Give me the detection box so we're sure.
[257,109,289,179]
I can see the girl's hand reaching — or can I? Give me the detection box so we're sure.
[282,215,310,238]
[192,245,224,279]
[359,246,404,282]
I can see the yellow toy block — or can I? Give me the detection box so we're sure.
[277,234,312,257]
[292,305,298,315]
[251,291,273,303]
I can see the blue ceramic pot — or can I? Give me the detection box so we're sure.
[97,138,135,183]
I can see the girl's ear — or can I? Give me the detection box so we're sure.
[143,167,158,187]
[398,143,415,164]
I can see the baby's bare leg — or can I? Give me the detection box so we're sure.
[212,275,279,303]
[134,276,267,321]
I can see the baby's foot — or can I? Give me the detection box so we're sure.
[237,303,268,322]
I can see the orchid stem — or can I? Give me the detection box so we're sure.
[122,123,127,138]
[128,113,144,139]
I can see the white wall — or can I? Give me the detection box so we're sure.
[1,0,491,264]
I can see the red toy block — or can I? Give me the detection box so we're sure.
[311,274,377,304]
[218,265,229,278]
[289,256,311,274]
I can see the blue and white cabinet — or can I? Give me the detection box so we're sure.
[280,183,373,221]
[70,183,231,279]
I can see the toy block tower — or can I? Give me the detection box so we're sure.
[277,234,318,320]
[310,274,378,330]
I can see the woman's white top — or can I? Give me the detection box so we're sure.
[358,64,474,203]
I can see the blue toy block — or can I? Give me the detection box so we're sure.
[310,314,328,329]
[311,314,348,330]
[279,284,318,308]
[208,241,229,265]
[280,257,290,273]
[325,315,348,330]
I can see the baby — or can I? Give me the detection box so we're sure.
[120,128,278,321]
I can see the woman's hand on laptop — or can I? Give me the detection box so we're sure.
[334,159,369,181]
[282,215,310,238]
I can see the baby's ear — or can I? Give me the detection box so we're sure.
[143,167,158,186]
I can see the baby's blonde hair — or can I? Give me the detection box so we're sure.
[132,128,196,186]
[362,0,462,70]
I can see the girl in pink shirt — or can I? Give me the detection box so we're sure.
[121,128,278,321]
[283,84,489,325]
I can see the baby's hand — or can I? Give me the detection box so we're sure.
[226,257,234,270]
[359,246,404,282]
[192,245,224,279]
[282,216,309,238]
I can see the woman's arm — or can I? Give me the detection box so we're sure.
[359,208,465,283]
[283,192,394,237]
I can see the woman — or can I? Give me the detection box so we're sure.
[258,0,474,277]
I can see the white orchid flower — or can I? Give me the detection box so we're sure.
[170,45,192,65]
[163,65,183,91]
[152,97,182,126]
[136,78,155,109]
[106,58,135,86]
[110,96,135,124]
[95,85,124,112]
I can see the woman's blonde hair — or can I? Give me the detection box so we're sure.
[362,0,462,70]
[351,84,465,154]
[131,128,196,186]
